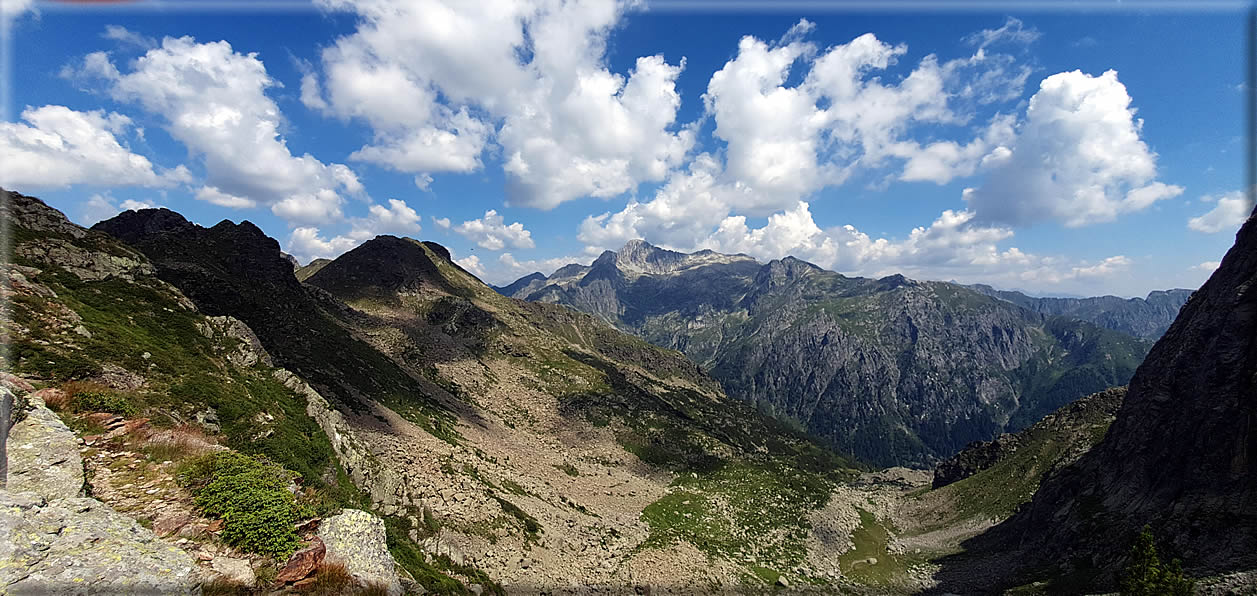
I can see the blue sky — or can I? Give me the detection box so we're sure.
[1,0,1249,296]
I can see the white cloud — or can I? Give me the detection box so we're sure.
[286,227,360,264]
[455,209,534,250]
[76,36,365,226]
[1070,255,1132,279]
[0,0,35,24]
[309,0,694,209]
[102,25,155,49]
[455,254,487,278]
[433,217,451,229]
[1188,190,1253,233]
[79,193,157,226]
[963,17,1041,50]
[0,105,183,190]
[963,70,1183,227]
[196,186,257,209]
[495,251,592,284]
[1194,261,1221,272]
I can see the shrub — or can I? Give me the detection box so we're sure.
[1120,525,1195,596]
[178,451,304,558]
[66,383,138,417]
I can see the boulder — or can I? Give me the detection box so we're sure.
[7,394,83,500]
[317,509,403,596]
[211,556,256,586]
[153,511,193,537]
[0,490,198,594]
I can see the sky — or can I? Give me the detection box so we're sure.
[0,0,1251,297]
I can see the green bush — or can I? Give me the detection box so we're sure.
[178,452,305,557]
[1120,525,1194,596]
[74,388,138,417]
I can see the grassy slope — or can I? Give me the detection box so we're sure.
[4,205,481,592]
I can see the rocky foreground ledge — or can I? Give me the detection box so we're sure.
[0,388,200,593]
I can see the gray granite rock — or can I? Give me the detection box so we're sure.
[318,509,403,596]
[7,395,83,500]
[0,490,198,594]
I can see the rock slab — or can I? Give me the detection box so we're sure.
[7,395,83,500]
[317,509,403,596]
[0,490,198,594]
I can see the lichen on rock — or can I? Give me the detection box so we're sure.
[317,509,404,596]
[7,393,84,500]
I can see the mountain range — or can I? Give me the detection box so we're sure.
[497,241,1188,467]
[2,187,1252,594]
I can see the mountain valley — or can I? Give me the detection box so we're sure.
[497,241,1178,467]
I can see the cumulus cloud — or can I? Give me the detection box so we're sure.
[690,202,1131,290]
[455,210,534,250]
[455,254,487,278]
[494,251,593,284]
[963,70,1183,227]
[73,36,365,225]
[309,0,693,209]
[1188,190,1253,233]
[0,105,185,190]
[284,198,423,262]
[0,0,35,24]
[433,217,451,229]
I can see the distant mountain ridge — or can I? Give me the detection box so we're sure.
[499,240,1158,467]
[966,283,1193,340]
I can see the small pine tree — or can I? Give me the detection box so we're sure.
[1120,525,1195,596]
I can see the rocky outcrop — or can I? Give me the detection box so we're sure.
[272,369,385,500]
[7,393,83,500]
[937,208,1257,591]
[0,386,198,594]
[0,490,199,594]
[93,210,443,416]
[15,238,154,282]
[317,509,403,596]
[931,387,1126,490]
[503,239,1152,467]
[198,315,273,368]
[4,190,154,282]
[932,434,1022,490]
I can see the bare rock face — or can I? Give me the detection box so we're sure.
[4,190,154,282]
[6,393,83,500]
[198,315,274,368]
[0,491,199,594]
[956,208,1257,589]
[15,238,154,282]
[317,509,403,596]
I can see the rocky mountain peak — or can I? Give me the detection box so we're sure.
[304,235,448,300]
[754,256,821,289]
